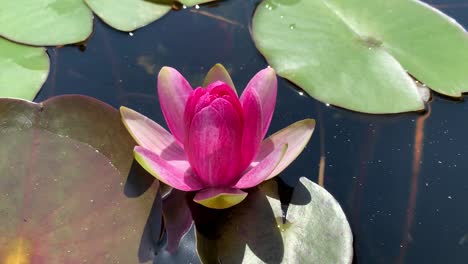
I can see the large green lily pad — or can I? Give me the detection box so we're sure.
[84,0,172,32]
[0,95,159,263]
[195,177,353,263]
[0,0,93,46]
[253,0,468,114]
[0,38,49,100]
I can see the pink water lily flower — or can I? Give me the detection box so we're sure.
[120,64,315,209]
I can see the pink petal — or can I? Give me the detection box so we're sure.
[184,83,242,134]
[134,146,205,191]
[158,67,193,145]
[184,87,206,134]
[239,89,263,172]
[240,67,277,138]
[193,187,247,209]
[120,107,189,170]
[256,119,315,181]
[185,99,243,187]
[203,64,236,94]
[234,144,288,189]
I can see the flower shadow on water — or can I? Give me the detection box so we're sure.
[124,161,163,263]
[124,160,157,197]
[124,160,314,263]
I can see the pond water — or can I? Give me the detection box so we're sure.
[34,0,468,263]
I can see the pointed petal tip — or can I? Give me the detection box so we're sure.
[303,118,316,129]
[158,66,176,76]
[254,67,277,83]
[119,105,135,116]
[204,63,236,92]
[193,188,248,209]
[158,66,185,83]
[214,63,227,69]
[264,66,276,75]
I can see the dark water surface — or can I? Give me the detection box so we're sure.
[36,1,468,263]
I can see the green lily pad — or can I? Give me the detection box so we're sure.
[0,0,93,46]
[195,177,353,263]
[0,38,49,99]
[253,0,468,114]
[0,95,159,263]
[84,0,172,32]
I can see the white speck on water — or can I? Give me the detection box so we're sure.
[182,5,187,9]
[129,32,134,36]
[326,103,330,106]
[298,91,304,96]
[448,196,453,199]
[438,161,443,164]
[195,4,200,9]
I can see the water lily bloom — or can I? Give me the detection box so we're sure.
[120,64,315,209]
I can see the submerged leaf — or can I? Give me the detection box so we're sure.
[0,95,160,263]
[253,0,468,114]
[0,0,93,46]
[0,38,49,99]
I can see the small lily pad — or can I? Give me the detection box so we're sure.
[195,177,353,263]
[253,0,468,114]
[0,38,49,99]
[0,95,159,263]
[84,0,172,32]
[0,0,93,46]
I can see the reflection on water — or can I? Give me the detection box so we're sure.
[34,0,468,263]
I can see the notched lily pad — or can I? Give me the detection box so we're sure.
[0,0,93,46]
[0,95,159,263]
[195,177,353,263]
[0,0,218,44]
[253,0,468,114]
[0,38,49,99]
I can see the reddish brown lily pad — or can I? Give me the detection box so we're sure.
[0,95,159,263]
